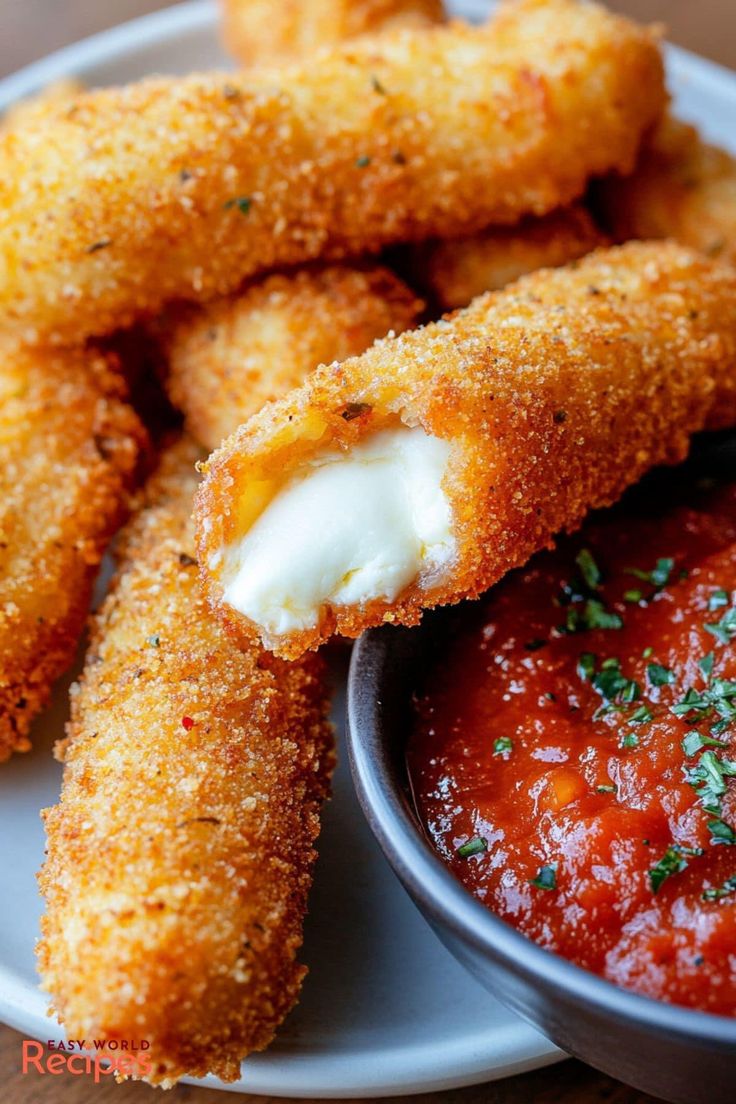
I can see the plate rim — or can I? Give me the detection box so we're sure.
[2,0,736,111]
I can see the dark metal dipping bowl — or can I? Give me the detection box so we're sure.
[346,436,736,1104]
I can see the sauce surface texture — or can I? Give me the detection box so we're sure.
[408,475,736,1013]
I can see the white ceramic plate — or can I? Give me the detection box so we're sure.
[0,1,735,1098]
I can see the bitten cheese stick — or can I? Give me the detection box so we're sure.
[0,344,144,760]
[37,439,333,1086]
[221,0,444,66]
[195,242,736,659]
[414,205,608,310]
[162,264,422,450]
[0,0,665,346]
[598,118,736,265]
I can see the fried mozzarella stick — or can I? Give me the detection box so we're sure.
[163,264,422,450]
[38,439,333,1086]
[0,78,83,131]
[414,205,608,310]
[0,345,144,760]
[0,0,665,346]
[196,242,736,659]
[221,0,444,66]
[221,0,606,314]
[599,118,736,265]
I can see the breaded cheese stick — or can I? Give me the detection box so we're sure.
[0,344,144,760]
[218,1,606,316]
[195,242,736,659]
[0,0,665,346]
[221,0,444,66]
[414,205,608,310]
[598,117,736,265]
[37,438,333,1086]
[0,77,83,131]
[162,264,423,450]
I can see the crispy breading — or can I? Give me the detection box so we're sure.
[599,117,736,264]
[0,78,83,131]
[37,438,334,1086]
[413,205,608,310]
[195,242,736,658]
[218,2,606,316]
[0,0,665,346]
[220,0,444,65]
[161,264,423,450]
[0,344,145,760]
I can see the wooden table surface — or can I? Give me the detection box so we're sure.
[0,1,733,1102]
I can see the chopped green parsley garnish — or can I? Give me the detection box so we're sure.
[146,634,160,648]
[564,601,623,633]
[582,656,643,721]
[624,588,643,603]
[577,652,595,681]
[580,655,659,735]
[626,557,675,590]
[704,606,736,646]
[493,736,513,756]
[558,551,622,633]
[355,155,371,168]
[683,749,736,816]
[596,784,617,794]
[457,836,487,859]
[647,663,674,687]
[224,195,252,214]
[530,863,558,891]
[682,730,728,756]
[370,74,387,94]
[707,817,736,846]
[621,733,639,749]
[671,687,708,718]
[703,875,736,901]
[576,548,602,590]
[708,589,730,612]
[649,844,703,893]
[642,646,654,659]
[672,679,736,735]
[699,652,715,680]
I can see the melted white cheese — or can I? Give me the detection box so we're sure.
[220,426,455,635]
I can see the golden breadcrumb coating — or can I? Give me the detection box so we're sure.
[0,78,84,132]
[161,264,423,450]
[599,117,736,264]
[413,205,608,310]
[220,0,444,66]
[196,242,736,658]
[0,344,145,760]
[0,0,665,346]
[37,438,334,1086]
[219,1,605,317]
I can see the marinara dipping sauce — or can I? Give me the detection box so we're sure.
[408,474,736,1014]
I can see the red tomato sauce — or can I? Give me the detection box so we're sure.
[408,475,736,1013]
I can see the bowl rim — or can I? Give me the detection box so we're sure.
[347,620,736,1048]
